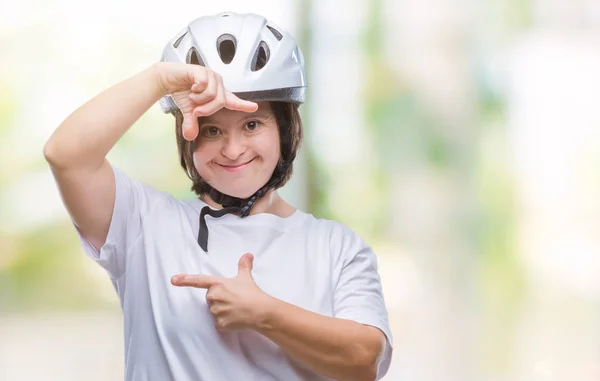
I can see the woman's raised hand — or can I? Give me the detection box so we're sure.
[155,62,258,141]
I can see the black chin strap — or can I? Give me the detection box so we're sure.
[198,205,240,252]
[207,187,246,209]
[197,185,269,252]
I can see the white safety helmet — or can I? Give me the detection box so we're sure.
[159,11,307,114]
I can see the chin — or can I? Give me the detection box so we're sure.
[213,184,261,200]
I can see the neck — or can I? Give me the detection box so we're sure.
[200,189,295,217]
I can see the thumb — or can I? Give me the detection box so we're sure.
[237,253,254,279]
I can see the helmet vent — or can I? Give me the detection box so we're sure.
[251,41,270,71]
[217,34,236,65]
[187,48,206,66]
[173,31,188,48]
[267,25,283,41]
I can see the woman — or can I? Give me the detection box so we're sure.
[44,12,393,381]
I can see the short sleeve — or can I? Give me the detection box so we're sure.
[75,166,163,279]
[332,231,394,380]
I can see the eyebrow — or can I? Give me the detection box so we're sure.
[200,109,273,127]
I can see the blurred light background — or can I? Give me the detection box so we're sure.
[1,0,600,380]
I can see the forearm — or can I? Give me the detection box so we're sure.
[44,64,165,171]
[255,297,384,381]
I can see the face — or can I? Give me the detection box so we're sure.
[193,102,281,199]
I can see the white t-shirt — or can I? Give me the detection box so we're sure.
[77,167,393,381]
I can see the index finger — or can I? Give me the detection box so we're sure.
[182,112,199,142]
[224,91,259,113]
[171,274,223,289]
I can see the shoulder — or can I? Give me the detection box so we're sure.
[297,212,353,236]
[113,166,200,216]
[297,212,368,261]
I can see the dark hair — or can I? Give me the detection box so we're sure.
[174,102,303,197]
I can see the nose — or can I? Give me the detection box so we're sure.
[221,133,246,160]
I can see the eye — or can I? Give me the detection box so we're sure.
[244,121,260,131]
[201,126,221,138]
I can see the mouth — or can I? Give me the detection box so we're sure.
[218,157,256,172]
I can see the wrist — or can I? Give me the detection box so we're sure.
[253,294,279,333]
[150,62,170,97]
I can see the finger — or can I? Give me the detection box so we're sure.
[190,70,209,93]
[224,92,259,113]
[208,301,227,315]
[193,74,227,117]
[189,71,218,106]
[182,112,199,141]
[205,286,224,304]
[215,316,228,331]
[171,274,223,289]
[237,253,254,278]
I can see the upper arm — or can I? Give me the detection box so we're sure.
[51,160,161,278]
[332,225,394,379]
[51,159,116,251]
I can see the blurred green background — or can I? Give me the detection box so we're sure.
[1,0,600,380]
